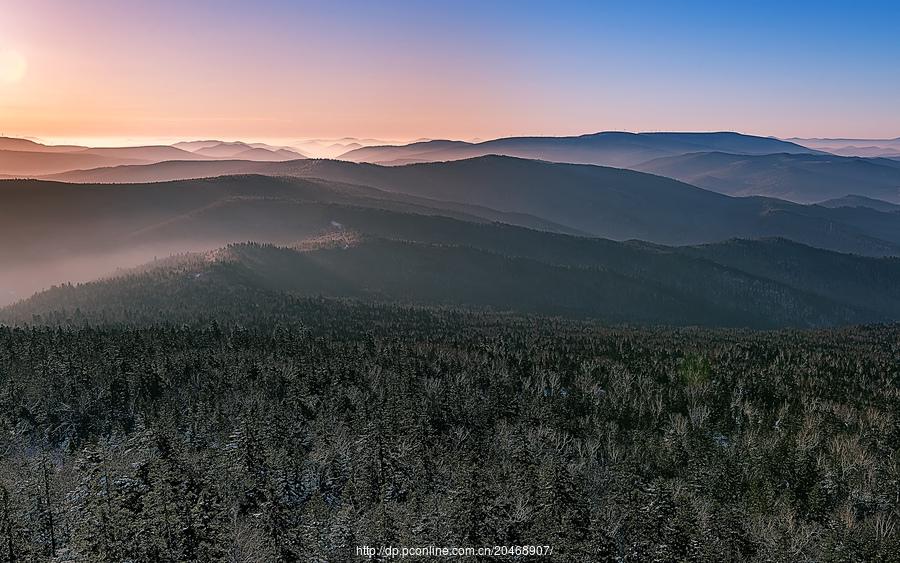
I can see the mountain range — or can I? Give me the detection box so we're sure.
[0,137,305,176]
[291,137,409,159]
[3,130,900,327]
[788,137,900,158]
[30,131,900,205]
[35,156,900,254]
[4,168,900,320]
[337,131,819,167]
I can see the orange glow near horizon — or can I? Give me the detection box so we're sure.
[2,0,899,143]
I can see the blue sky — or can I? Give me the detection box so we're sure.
[2,0,898,140]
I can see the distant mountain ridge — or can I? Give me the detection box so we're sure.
[0,136,305,176]
[180,140,305,160]
[789,136,900,158]
[337,131,820,167]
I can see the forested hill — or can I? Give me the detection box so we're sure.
[5,233,900,329]
[0,301,898,560]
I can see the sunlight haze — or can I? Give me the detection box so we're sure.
[2,0,899,141]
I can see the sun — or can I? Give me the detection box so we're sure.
[0,49,27,84]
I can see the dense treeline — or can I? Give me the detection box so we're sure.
[1,299,899,561]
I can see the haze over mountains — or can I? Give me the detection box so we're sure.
[173,140,305,161]
[7,213,900,329]
[16,130,898,207]
[0,137,306,176]
[632,151,900,203]
[3,130,900,327]
[8,3,900,558]
[337,131,820,167]
[34,154,900,252]
[292,137,415,159]
[11,160,900,251]
[788,137,900,158]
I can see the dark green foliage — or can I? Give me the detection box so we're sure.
[0,299,898,561]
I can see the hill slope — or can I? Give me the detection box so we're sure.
[818,195,900,212]
[0,174,582,305]
[684,238,900,317]
[27,158,900,256]
[633,151,900,203]
[6,223,900,329]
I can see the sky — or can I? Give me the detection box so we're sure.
[1,0,899,145]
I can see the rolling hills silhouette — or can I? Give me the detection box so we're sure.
[338,131,819,166]
[0,137,305,176]
[22,159,900,256]
[634,151,900,203]
[3,173,900,327]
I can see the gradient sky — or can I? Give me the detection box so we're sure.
[1,0,899,144]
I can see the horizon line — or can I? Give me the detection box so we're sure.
[5,130,900,149]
